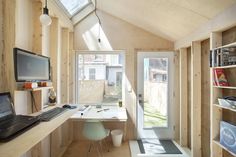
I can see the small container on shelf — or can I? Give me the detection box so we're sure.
[218,97,236,109]
[220,121,236,154]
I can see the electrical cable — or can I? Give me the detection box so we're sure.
[94,0,101,43]
[30,91,38,112]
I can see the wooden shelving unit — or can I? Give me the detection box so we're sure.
[213,104,236,112]
[213,65,236,69]
[213,86,236,89]
[213,140,236,156]
[212,41,236,50]
[210,32,236,157]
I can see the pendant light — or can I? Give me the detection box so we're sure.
[40,0,52,26]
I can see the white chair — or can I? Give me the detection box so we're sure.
[82,120,110,157]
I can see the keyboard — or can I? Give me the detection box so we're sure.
[39,107,67,122]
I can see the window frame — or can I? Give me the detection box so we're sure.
[75,51,125,104]
[55,0,92,18]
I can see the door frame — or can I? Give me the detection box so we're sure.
[136,51,175,139]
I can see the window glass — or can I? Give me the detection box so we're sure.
[77,54,124,104]
[59,0,90,15]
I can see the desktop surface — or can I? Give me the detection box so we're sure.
[70,105,127,121]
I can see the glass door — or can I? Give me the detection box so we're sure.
[137,52,175,139]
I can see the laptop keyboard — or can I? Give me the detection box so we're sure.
[0,116,37,129]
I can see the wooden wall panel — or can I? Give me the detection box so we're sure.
[69,32,74,104]
[222,26,236,45]
[179,48,188,146]
[60,28,69,104]
[0,0,4,92]
[187,47,192,148]
[191,41,201,157]
[174,51,180,142]
[201,39,210,157]
[32,0,42,53]
[50,17,59,93]
[2,0,16,95]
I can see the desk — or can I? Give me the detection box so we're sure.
[70,105,127,121]
[70,105,128,141]
[0,105,128,157]
[0,106,78,157]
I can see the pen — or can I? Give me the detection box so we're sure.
[97,108,110,112]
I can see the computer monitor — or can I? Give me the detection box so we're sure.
[0,93,14,119]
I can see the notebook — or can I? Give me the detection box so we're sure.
[0,92,40,142]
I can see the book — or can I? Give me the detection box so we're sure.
[214,68,229,86]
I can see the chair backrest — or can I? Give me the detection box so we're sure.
[82,120,107,141]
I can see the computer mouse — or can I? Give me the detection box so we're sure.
[62,104,71,109]
[62,104,77,109]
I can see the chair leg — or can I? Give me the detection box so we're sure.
[99,141,104,156]
[87,142,92,157]
[96,141,103,157]
[103,138,110,152]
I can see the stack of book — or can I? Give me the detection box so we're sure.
[210,47,236,67]
[213,68,229,86]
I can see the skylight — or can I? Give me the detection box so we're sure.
[59,0,90,16]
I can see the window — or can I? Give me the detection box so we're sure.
[76,53,124,104]
[59,0,90,16]
[89,68,96,80]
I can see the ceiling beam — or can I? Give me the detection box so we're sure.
[174,3,236,50]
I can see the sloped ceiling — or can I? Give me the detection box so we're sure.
[95,0,236,41]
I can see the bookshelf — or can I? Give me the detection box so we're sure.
[213,140,236,157]
[210,32,236,157]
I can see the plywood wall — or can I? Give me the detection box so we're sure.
[0,0,4,92]
[201,39,210,157]
[187,47,192,148]
[222,26,236,44]
[74,10,174,139]
[1,0,16,95]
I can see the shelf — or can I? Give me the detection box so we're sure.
[213,104,236,112]
[19,86,53,91]
[213,86,236,89]
[213,139,236,156]
[211,42,236,50]
[212,65,236,69]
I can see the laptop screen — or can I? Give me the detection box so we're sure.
[0,93,14,119]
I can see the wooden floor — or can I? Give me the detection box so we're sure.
[62,141,131,157]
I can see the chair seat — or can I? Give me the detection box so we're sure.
[83,120,107,141]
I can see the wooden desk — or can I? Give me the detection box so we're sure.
[0,106,78,157]
[70,105,128,121]
[70,105,128,140]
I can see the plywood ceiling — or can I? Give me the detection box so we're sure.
[96,0,236,41]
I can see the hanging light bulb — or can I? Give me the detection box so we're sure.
[40,0,52,26]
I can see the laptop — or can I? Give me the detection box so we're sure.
[0,92,40,142]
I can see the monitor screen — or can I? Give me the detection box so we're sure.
[0,93,14,119]
[14,48,51,82]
